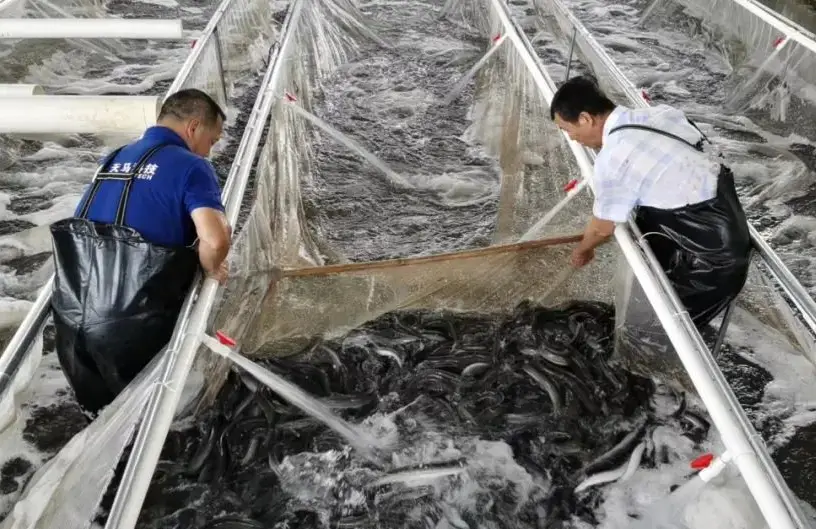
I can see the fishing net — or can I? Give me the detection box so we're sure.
[0,348,167,529]
[532,0,816,393]
[196,0,615,405]
[172,0,279,115]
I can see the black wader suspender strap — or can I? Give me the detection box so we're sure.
[76,144,169,224]
[607,118,711,153]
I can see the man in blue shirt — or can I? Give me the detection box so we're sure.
[51,88,232,417]
[77,88,231,282]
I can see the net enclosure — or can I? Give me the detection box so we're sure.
[195,0,625,406]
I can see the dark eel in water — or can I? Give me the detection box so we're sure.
[200,516,266,529]
[130,301,687,529]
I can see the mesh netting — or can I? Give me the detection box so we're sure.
[445,0,593,243]
[196,0,613,405]
[226,237,617,356]
[175,1,278,113]
[532,0,816,395]
[638,0,816,140]
[1,348,166,529]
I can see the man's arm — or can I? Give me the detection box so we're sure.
[572,142,640,267]
[191,207,230,280]
[571,216,616,267]
[184,159,231,282]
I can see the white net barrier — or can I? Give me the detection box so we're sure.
[193,0,622,410]
[0,349,167,529]
[639,0,816,138]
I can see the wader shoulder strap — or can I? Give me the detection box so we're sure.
[607,122,708,153]
[684,118,712,145]
[77,143,170,225]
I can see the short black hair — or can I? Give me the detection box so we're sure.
[549,75,616,122]
[158,88,226,127]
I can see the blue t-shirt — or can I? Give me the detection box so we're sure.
[76,126,224,247]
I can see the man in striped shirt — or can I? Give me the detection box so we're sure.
[549,76,751,329]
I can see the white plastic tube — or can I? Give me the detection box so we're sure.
[730,0,816,53]
[0,96,160,135]
[616,231,796,529]
[0,18,183,40]
[0,84,44,96]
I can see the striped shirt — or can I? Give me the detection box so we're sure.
[592,105,720,223]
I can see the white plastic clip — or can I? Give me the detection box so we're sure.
[695,450,734,483]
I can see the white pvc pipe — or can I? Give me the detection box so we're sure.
[0,18,183,40]
[487,1,801,528]
[749,223,816,335]
[730,0,816,53]
[0,84,45,96]
[615,231,796,529]
[0,96,160,135]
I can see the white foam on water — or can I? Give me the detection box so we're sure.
[0,344,70,518]
[727,308,816,445]
[275,412,549,525]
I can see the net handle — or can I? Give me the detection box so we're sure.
[279,233,584,278]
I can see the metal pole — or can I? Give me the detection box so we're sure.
[563,27,577,82]
[749,224,816,338]
[212,27,230,109]
[711,298,735,359]
[104,1,306,527]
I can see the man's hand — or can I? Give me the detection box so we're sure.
[571,215,615,268]
[571,247,595,268]
[207,261,229,284]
